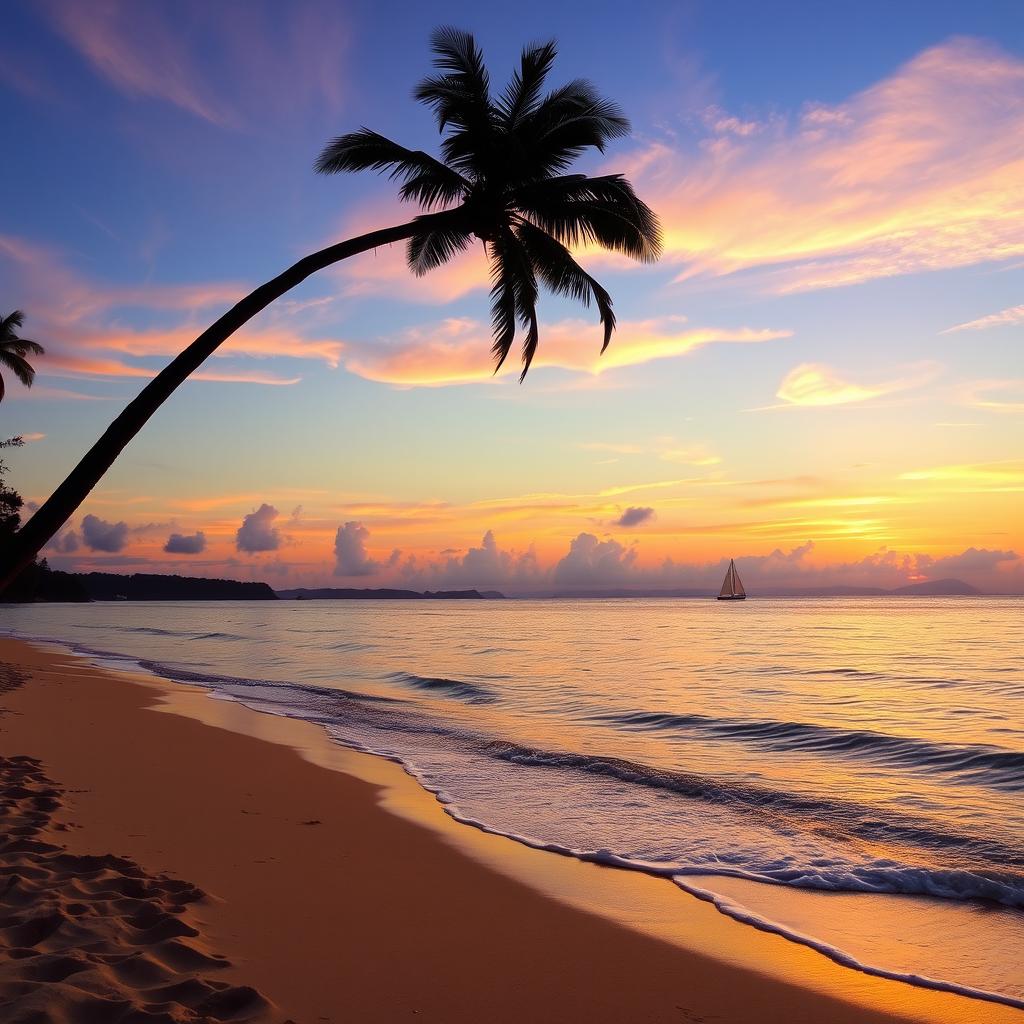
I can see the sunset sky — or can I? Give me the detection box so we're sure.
[2,0,1022,593]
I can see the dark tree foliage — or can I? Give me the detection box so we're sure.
[0,439,86,602]
[0,437,25,540]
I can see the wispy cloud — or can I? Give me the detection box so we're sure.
[771,362,936,407]
[42,353,300,387]
[942,304,1024,334]
[901,461,1024,490]
[621,38,1024,293]
[342,315,790,387]
[39,0,349,127]
[76,326,345,368]
[43,0,231,124]
[580,438,720,466]
[960,379,1024,413]
[0,233,338,386]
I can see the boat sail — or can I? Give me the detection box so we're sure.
[717,559,746,601]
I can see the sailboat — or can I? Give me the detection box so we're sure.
[717,559,746,601]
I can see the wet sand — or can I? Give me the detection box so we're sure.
[0,637,1015,1023]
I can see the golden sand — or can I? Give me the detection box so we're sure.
[0,638,1013,1023]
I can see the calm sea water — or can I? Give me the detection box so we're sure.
[3,597,1023,1006]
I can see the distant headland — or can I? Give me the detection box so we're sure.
[277,588,505,601]
[6,570,993,603]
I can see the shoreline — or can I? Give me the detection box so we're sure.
[0,636,1017,1023]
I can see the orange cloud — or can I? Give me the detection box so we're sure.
[75,326,344,367]
[1,232,342,384]
[342,315,790,386]
[44,354,300,386]
[621,38,1024,293]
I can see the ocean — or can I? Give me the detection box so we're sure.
[3,597,1022,1008]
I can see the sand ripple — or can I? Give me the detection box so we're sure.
[0,754,271,1023]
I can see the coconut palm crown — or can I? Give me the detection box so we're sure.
[0,311,45,403]
[315,28,661,379]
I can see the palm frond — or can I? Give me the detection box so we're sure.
[398,169,466,209]
[314,129,468,207]
[0,311,25,339]
[489,228,542,379]
[488,243,519,373]
[518,80,631,176]
[514,219,616,352]
[498,41,557,129]
[414,74,479,131]
[407,220,473,276]
[0,350,36,389]
[9,340,44,357]
[429,27,489,99]
[415,28,491,132]
[516,174,662,262]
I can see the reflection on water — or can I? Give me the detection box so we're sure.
[4,596,1023,1004]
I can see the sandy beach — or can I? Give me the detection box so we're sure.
[0,636,1016,1024]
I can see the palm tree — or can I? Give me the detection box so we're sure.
[0,311,45,403]
[0,28,660,592]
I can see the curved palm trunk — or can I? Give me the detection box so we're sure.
[0,214,454,594]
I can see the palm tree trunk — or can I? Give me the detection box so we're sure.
[0,213,457,595]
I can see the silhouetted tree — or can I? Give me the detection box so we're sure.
[0,312,45,403]
[0,438,87,602]
[0,29,661,592]
[0,438,25,540]
[1,437,37,601]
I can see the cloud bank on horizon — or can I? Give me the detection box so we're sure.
[37,507,1024,594]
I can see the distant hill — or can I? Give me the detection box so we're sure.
[760,578,981,598]
[541,588,710,599]
[890,578,981,596]
[79,573,278,601]
[277,587,504,600]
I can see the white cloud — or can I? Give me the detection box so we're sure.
[334,521,382,577]
[400,530,543,591]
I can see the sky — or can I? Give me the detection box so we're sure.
[1,0,1022,594]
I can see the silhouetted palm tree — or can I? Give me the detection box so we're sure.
[0,28,661,592]
[0,311,45,403]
